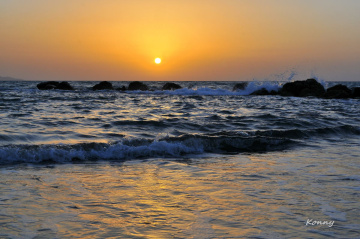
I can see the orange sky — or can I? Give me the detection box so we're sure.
[1,0,360,81]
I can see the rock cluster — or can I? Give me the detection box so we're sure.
[36,80,359,99]
[232,78,359,99]
[37,81,74,90]
[90,81,182,91]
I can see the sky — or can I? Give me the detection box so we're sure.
[1,0,360,81]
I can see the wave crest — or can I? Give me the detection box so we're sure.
[1,125,358,164]
[0,133,292,164]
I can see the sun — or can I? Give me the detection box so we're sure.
[155,58,161,64]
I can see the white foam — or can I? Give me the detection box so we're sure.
[239,81,281,95]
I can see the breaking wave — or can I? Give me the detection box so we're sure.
[0,135,291,164]
[1,125,359,164]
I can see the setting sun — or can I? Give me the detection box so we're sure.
[155,58,161,64]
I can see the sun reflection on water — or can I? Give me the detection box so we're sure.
[0,155,286,238]
[2,147,360,238]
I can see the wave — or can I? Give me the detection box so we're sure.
[250,125,360,139]
[1,125,358,164]
[0,133,294,164]
[235,81,281,95]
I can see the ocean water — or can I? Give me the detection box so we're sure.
[0,80,359,238]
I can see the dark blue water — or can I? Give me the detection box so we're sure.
[0,80,359,238]
[1,80,359,164]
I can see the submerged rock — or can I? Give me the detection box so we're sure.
[280,78,325,97]
[232,82,248,91]
[324,84,352,99]
[162,82,182,91]
[128,81,149,91]
[92,81,113,91]
[37,81,74,90]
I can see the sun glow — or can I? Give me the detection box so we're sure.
[155,58,161,64]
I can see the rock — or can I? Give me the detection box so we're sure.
[269,90,279,95]
[128,81,149,91]
[56,81,74,90]
[324,84,352,99]
[324,91,350,99]
[233,82,248,91]
[250,88,269,95]
[352,87,360,98]
[327,84,351,93]
[249,88,278,96]
[162,82,182,91]
[37,81,60,90]
[37,81,74,90]
[280,78,325,97]
[92,81,113,91]
[116,86,127,91]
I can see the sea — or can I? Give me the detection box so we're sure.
[0,80,359,238]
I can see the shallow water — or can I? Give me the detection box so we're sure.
[0,81,359,238]
[1,144,360,238]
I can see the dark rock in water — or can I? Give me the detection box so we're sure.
[327,84,351,93]
[280,78,325,97]
[128,81,149,91]
[56,81,74,90]
[37,81,60,90]
[324,84,352,99]
[299,79,325,97]
[232,82,248,91]
[250,88,279,96]
[92,81,113,91]
[162,82,182,91]
[352,87,360,98]
[116,86,127,91]
[269,90,279,95]
[37,81,74,90]
[250,88,269,95]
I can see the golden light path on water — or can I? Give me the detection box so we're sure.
[1,145,359,238]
